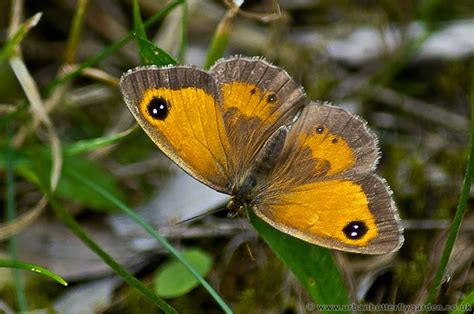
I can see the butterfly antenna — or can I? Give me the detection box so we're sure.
[245,240,256,261]
[175,205,227,225]
[238,207,256,261]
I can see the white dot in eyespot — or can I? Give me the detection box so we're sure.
[351,232,358,237]
[354,225,359,229]
[152,108,158,115]
[160,104,165,110]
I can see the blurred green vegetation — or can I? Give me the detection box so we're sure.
[0,0,473,313]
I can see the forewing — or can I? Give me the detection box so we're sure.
[120,65,231,193]
[210,56,307,178]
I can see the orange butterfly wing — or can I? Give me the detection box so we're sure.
[210,57,306,183]
[120,66,231,192]
[255,102,403,254]
[120,57,306,194]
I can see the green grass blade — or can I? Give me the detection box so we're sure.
[0,12,42,62]
[132,0,146,39]
[205,30,228,69]
[142,0,184,29]
[204,7,238,69]
[49,198,177,313]
[5,124,28,312]
[132,0,146,64]
[63,127,134,156]
[63,0,88,64]
[45,36,129,95]
[69,170,232,314]
[248,210,350,313]
[44,0,183,95]
[425,68,474,307]
[0,259,68,286]
[177,1,188,64]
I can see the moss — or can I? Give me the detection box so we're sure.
[0,283,17,310]
[104,283,157,314]
[394,251,429,300]
[0,276,60,313]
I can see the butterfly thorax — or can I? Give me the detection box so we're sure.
[227,125,289,215]
[226,171,260,215]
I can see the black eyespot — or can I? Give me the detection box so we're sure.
[342,221,368,240]
[267,94,277,103]
[332,138,338,144]
[250,88,256,95]
[316,126,324,134]
[147,97,169,120]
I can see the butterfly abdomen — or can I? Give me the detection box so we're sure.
[253,126,288,176]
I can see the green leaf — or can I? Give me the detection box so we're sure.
[135,34,177,66]
[451,290,474,314]
[248,210,351,313]
[17,150,126,211]
[154,248,213,298]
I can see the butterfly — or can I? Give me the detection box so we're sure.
[120,56,403,254]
